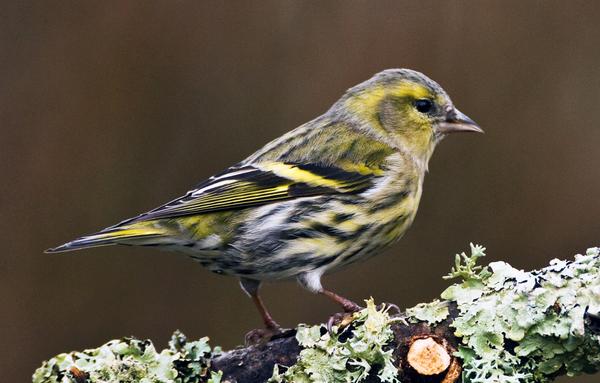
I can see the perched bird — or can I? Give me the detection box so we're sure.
[47,69,482,332]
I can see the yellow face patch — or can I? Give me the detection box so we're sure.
[343,78,441,158]
[390,81,432,100]
[345,80,434,123]
[344,85,387,118]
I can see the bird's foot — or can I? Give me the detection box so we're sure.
[244,326,281,346]
[326,302,405,333]
[244,321,294,346]
[324,296,364,334]
[326,301,364,334]
[341,300,363,313]
[326,311,357,334]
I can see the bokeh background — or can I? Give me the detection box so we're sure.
[2,1,600,381]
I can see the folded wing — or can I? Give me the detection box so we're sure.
[126,161,379,222]
[46,161,381,253]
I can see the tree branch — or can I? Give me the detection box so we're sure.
[33,245,600,383]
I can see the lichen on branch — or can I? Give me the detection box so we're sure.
[32,331,223,383]
[440,245,600,382]
[32,245,600,383]
[269,299,402,382]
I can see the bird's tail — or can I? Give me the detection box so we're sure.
[45,222,171,253]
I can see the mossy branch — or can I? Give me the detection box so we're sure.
[33,246,600,383]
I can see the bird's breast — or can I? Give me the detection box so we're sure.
[358,164,424,243]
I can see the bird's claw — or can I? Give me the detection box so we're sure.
[342,301,363,313]
[326,312,356,334]
[244,326,282,346]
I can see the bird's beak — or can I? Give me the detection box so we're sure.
[436,107,483,134]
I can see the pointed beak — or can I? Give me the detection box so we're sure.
[436,107,483,134]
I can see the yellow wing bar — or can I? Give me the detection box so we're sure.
[123,162,379,222]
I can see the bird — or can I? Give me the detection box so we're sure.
[47,69,482,334]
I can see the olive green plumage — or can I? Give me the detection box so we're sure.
[47,69,482,328]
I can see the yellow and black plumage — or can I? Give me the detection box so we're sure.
[47,69,482,330]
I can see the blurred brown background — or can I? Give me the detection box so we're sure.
[2,1,600,381]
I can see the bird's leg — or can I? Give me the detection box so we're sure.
[297,271,362,312]
[250,291,280,330]
[239,277,280,329]
[297,271,362,332]
[239,278,282,345]
[320,289,362,312]
[320,289,364,333]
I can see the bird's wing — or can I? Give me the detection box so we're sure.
[125,161,381,223]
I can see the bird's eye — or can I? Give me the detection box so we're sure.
[414,99,434,114]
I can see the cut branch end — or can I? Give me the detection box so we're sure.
[407,337,451,376]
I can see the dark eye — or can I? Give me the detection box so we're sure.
[415,99,434,114]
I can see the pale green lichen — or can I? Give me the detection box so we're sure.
[443,246,600,382]
[32,331,223,383]
[269,299,400,383]
[406,300,449,325]
[404,243,487,326]
[444,243,490,282]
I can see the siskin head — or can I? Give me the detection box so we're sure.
[338,69,482,161]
